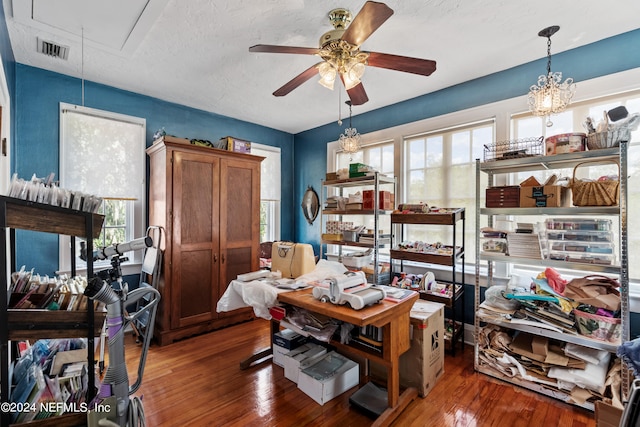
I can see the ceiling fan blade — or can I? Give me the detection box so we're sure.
[341,1,393,47]
[249,44,319,55]
[345,81,369,106]
[273,63,321,97]
[367,51,437,76]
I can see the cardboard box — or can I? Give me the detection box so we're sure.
[297,351,359,405]
[363,190,394,210]
[273,328,307,350]
[370,299,445,397]
[220,136,251,153]
[595,400,623,427]
[283,343,328,384]
[272,343,289,367]
[519,185,570,208]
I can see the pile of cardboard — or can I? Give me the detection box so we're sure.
[478,325,620,407]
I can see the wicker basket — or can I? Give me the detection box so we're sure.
[586,128,631,150]
[570,160,620,206]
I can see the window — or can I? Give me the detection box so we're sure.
[59,103,146,274]
[402,121,494,264]
[334,141,394,250]
[251,144,281,242]
[327,68,640,286]
[510,90,640,279]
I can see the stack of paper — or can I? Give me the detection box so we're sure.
[507,232,544,259]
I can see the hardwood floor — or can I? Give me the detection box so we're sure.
[122,318,597,427]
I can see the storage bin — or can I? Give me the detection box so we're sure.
[547,240,614,254]
[574,310,621,343]
[547,250,614,265]
[545,218,612,232]
[545,230,613,243]
[586,128,631,150]
[481,238,507,254]
[342,230,359,242]
[342,254,372,268]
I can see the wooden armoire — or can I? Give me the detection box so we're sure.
[146,136,263,346]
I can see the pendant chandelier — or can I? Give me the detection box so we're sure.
[339,101,361,156]
[527,25,576,127]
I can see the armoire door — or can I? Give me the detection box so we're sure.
[171,150,220,329]
[218,157,261,305]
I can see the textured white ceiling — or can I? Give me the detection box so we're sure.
[4,0,640,134]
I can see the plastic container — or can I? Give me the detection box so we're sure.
[545,230,613,243]
[481,238,508,254]
[547,241,614,254]
[342,254,372,268]
[545,218,612,232]
[325,252,371,268]
[574,310,621,342]
[342,230,359,242]
[547,250,614,265]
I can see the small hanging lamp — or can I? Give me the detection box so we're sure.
[527,25,576,127]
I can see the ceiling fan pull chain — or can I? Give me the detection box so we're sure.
[337,89,343,126]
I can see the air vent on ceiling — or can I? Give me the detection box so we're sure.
[37,37,69,60]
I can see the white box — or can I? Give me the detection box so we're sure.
[272,343,289,367]
[283,343,328,384]
[297,351,359,405]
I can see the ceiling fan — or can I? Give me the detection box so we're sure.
[249,1,437,106]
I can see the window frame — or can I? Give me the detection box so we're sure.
[251,143,282,243]
[58,103,146,276]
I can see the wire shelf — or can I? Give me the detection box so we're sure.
[483,136,544,162]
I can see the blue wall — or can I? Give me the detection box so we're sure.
[293,28,640,249]
[12,65,294,274]
[0,1,15,165]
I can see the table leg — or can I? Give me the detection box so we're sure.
[239,319,280,370]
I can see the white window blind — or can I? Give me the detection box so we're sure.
[251,144,281,242]
[252,144,281,202]
[58,103,146,273]
[60,104,145,200]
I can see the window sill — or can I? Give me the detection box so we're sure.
[57,262,142,278]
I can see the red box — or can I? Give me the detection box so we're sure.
[363,191,393,210]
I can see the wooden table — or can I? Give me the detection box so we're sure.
[241,287,419,427]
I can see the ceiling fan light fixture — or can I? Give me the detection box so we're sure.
[347,61,365,81]
[527,25,576,127]
[318,62,337,89]
[342,73,361,90]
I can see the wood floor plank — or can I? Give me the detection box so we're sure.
[116,318,597,426]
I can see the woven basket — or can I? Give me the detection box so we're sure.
[570,160,620,206]
[586,128,631,150]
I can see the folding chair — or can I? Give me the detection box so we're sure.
[133,226,163,344]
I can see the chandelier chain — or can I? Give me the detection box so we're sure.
[546,36,552,76]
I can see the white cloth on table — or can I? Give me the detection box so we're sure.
[216,260,349,320]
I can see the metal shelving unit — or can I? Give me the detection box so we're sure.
[474,142,629,411]
[320,172,396,284]
[389,209,466,355]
